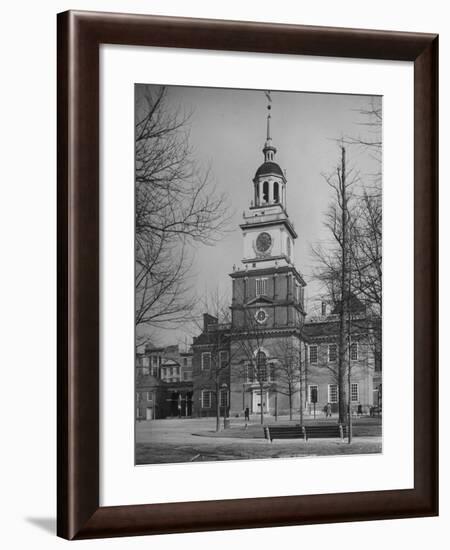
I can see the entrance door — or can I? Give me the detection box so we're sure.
[252,390,269,414]
[146,407,153,420]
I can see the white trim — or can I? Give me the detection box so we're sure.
[201,351,211,370]
[351,382,359,402]
[328,384,339,403]
[201,389,212,409]
[255,277,268,296]
[309,344,318,364]
[308,384,318,403]
[350,342,358,361]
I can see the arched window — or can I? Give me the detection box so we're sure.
[256,350,267,381]
[255,182,260,204]
[263,181,269,203]
[273,181,279,203]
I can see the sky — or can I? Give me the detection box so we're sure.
[136,84,381,347]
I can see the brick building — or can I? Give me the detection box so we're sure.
[135,344,193,420]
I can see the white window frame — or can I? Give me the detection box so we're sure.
[147,392,153,401]
[309,345,318,364]
[201,351,211,370]
[255,278,268,296]
[201,390,212,409]
[308,384,318,403]
[219,350,229,368]
[350,342,358,361]
[328,384,339,403]
[328,343,337,363]
[351,383,359,402]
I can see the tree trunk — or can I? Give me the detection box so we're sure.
[338,146,348,424]
[260,382,264,425]
[215,383,221,432]
[299,345,304,425]
[289,386,293,420]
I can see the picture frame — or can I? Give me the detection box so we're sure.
[57,10,438,540]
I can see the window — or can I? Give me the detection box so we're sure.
[269,362,276,381]
[256,278,267,296]
[201,352,211,370]
[328,344,337,363]
[147,392,153,401]
[143,357,149,367]
[219,350,229,368]
[350,342,358,360]
[308,385,318,403]
[274,181,279,202]
[263,181,269,202]
[351,383,359,402]
[328,384,339,403]
[256,350,267,381]
[309,345,318,364]
[201,390,212,408]
[220,389,228,407]
[245,362,254,382]
[183,357,188,366]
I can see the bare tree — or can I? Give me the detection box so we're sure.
[271,337,302,421]
[135,85,231,334]
[193,290,234,432]
[313,145,357,423]
[231,305,270,425]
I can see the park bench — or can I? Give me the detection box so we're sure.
[264,424,346,442]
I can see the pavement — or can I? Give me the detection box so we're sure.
[136,416,382,464]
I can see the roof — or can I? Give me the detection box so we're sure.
[254,161,284,179]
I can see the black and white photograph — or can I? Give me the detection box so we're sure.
[135,84,382,465]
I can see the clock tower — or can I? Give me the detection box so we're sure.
[230,99,306,331]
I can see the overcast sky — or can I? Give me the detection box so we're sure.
[136,84,381,347]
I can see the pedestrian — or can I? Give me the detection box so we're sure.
[326,402,332,418]
[244,407,250,422]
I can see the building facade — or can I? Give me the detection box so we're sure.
[136,344,193,420]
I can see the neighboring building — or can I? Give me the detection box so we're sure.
[303,300,381,415]
[135,343,193,420]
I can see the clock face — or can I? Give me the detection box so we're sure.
[256,232,272,253]
[255,309,268,324]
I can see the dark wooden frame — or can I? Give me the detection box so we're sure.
[57,10,438,540]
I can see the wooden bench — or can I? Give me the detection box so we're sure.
[264,424,346,442]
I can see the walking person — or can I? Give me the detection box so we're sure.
[326,402,332,418]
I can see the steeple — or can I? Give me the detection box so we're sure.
[252,92,286,209]
[263,94,277,162]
